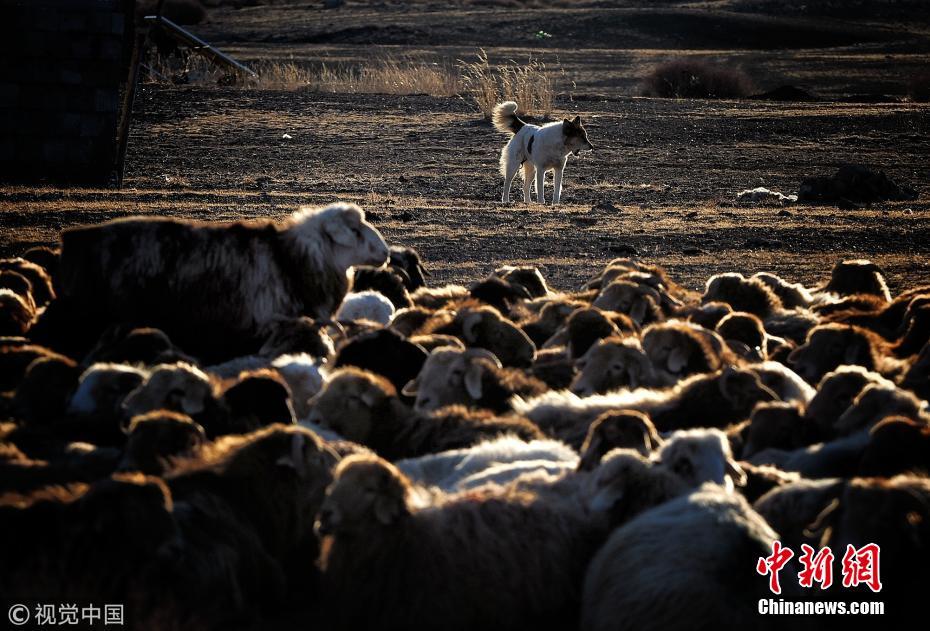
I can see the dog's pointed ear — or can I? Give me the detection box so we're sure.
[572,115,581,126]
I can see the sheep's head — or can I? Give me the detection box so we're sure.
[564,307,623,359]
[308,368,396,442]
[642,321,727,385]
[592,280,660,325]
[571,338,656,396]
[823,259,891,302]
[496,265,549,298]
[788,324,881,384]
[118,410,207,474]
[68,363,148,418]
[0,288,34,336]
[582,449,688,524]
[702,272,782,318]
[805,366,880,435]
[655,428,746,491]
[316,454,410,536]
[389,245,428,291]
[121,362,215,422]
[260,316,335,361]
[858,417,930,477]
[403,346,501,411]
[578,410,661,471]
[222,369,296,432]
[453,306,535,367]
[716,366,779,412]
[290,203,389,272]
[742,401,809,458]
[716,311,766,361]
[834,384,926,436]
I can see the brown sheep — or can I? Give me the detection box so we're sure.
[737,461,800,504]
[82,325,193,367]
[21,245,59,279]
[641,320,734,385]
[516,366,779,442]
[0,257,55,307]
[417,301,536,367]
[117,410,207,475]
[410,284,469,310]
[817,476,930,616]
[570,337,657,396]
[0,270,36,311]
[221,368,296,433]
[404,345,547,413]
[519,298,586,347]
[818,258,891,302]
[0,473,177,610]
[468,275,532,314]
[0,289,34,336]
[788,323,899,384]
[577,410,662,471]
[901,342,930,400]
[741,401,819,458]
[0,343,68,391]
[316,454,602,631]
[752,272,813,309]
[561,306,637,359]
[496,264,550,298]
[804,365,889,437]
[679,300,733,331]
[833,383,928,436]
[858,416,930,477]
[702,272,783,319]
[12,355,81,425]
[160,424,338,627]
[310,367,543,459]
[592,280,663,326]
[36,203,387,361]
[715,311,767,361]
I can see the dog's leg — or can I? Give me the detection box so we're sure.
[502,166,517,203]
[522,162,534,203]
[552,163,565,205]
[535,168,546,205]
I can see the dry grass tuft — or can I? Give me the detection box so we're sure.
[641,59,754,99]
[458,49,560,118]
[144,55,460,96]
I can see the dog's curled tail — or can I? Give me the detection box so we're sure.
[492,101,525,135]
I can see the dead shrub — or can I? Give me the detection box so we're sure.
[459,49,560,119]
[641,59,753,99]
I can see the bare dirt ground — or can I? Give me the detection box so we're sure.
[2,0,929,293]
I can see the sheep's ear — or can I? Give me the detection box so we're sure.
[461,312,483,343]
[727,459,747,486]
[804,497,840,546]
[374,494,403,526]
[630,298,648,324]
[401,377,419,396]
[572,115,581,126]
[464,363,484,400]
[667,346,689,374]
[325,216,358,248]
[786,347,803,364]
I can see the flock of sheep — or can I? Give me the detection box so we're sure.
[1,202,928,629]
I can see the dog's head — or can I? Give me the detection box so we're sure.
[562,116,594,156]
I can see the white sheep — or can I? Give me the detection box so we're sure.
[396,435,578,491]
[68,362,149,417]
[653,428,747,491]
[335,290,395,325]
[271,353,327,420]
[581,485,780,631]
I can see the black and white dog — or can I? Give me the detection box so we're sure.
[493,101,594,205]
